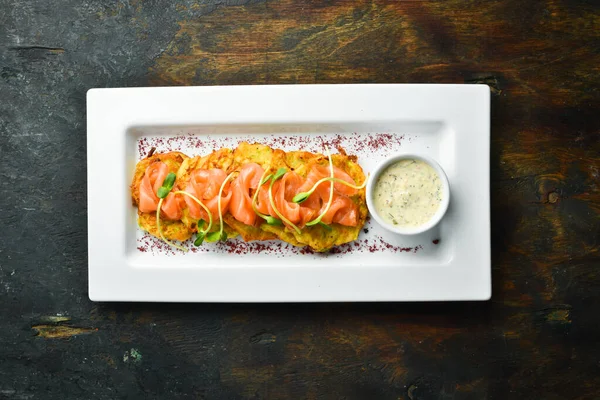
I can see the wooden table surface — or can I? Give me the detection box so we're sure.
[1,1,599,399]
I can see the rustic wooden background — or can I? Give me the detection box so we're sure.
[1,0,599,399]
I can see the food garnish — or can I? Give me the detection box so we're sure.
[252,169,282,226]
[305,146,334,227]
[206,171,235,243]
[172,190,213,246]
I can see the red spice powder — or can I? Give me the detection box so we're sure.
[137,132,405,160]
[137,233,423,256]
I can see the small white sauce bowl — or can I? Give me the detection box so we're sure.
[366,154,450,235]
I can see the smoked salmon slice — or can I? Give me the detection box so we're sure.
[139,161,182,220]
[272,172,318,227]
[230,163,264,226]
[183,168,232,221]
[312,180,359,227]
[254,184,271,216]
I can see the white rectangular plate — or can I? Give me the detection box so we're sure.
[87,84,490,302]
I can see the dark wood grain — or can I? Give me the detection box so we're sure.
[1,0,599,399]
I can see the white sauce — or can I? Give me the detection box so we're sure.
[373,159,443,227]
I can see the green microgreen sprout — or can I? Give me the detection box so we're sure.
[172,190,213,246]
[318,221,332,231]
[251,168,282,226]
[272,167,287,181]
[260,173,273,186]
[157,172,176,199]
[194,220,206,246]
[206,171,235,242]
[305,146,335,227]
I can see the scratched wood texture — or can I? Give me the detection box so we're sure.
[1,0,599,399]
